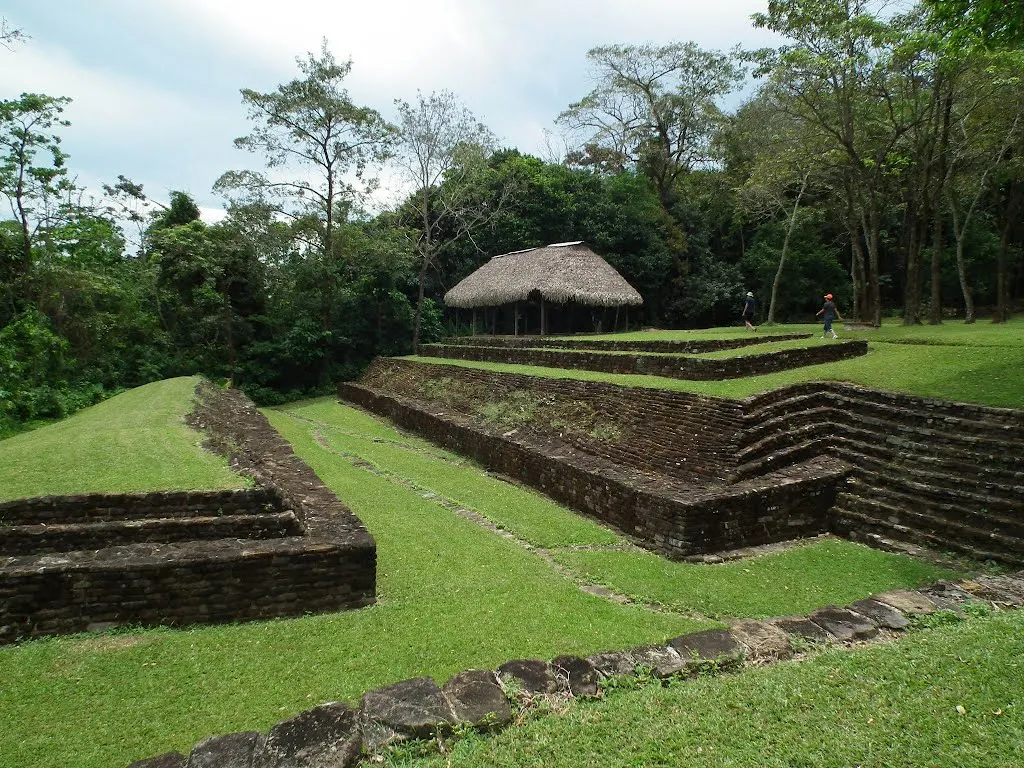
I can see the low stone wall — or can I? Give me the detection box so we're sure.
[0,487,281,525]
[361,358,741,485]
[340,383,848,559]
[419,340,867,380]
[126,574,1024,768]
[0,382,376,643]
[437,333,811,354]
[355,357,1024,566]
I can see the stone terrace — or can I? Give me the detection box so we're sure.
[0,383,376,643]
[346,354,1024,565]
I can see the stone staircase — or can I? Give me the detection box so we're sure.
[736,383,1024,564]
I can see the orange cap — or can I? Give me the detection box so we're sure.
[824,293,833,300]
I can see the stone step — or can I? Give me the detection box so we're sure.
[741,403,1024,464]
[846,461,1024,512]
[833,492,1024,561]
[737,425,1024,487]
[843,477,1024,537]
[745,383,1024,435]
[833,504,1024,566]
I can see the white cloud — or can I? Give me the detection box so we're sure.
[3,0,780,215]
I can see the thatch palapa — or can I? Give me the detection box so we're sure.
[444,242,643,309]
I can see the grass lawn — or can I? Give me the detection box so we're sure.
[0,395,960,768]
[407,319,1024,408]
[0,376,244,501]
[395,608,1024,768]
[554,539,958,619]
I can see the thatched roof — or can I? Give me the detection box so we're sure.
[444,242,643,309]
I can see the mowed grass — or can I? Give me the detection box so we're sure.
[555,538,957,619]
[399,609,1024,768]
[281,399,621,548]
[409,319,1024,408]
[0,402,710,768]
[0,376,243,500]
[0,391,989,768]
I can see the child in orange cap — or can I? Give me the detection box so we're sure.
[816,293,842,339]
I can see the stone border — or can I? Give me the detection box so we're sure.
[419,339,867,380]
[437,332,812,353]
[126,571,1024,768]
[0,383,377,643]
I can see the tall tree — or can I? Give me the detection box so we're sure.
[730,87,827,323]
[215,41,393,262]
[0,93,72,305]
[754,0,917,326]
[558,42,743,213]
[392,90,499,347]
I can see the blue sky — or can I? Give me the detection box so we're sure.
[1,0,778,220]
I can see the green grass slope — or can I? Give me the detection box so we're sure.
[0,376,243,500]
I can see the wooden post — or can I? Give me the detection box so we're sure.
[625,307,629,332]
[472,308,477,336]
[540,296,546,336]
[514,302,520,336]
[613,306,619,333]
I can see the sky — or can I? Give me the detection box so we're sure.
[1,0,780,221]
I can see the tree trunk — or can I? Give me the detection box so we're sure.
[929,89,954,325]
[949,201,976,324]
[929,211,944,325]
[768,173,808,325]
[865,205,882,327]
[993,180,1023,323]
[412,258,428,349]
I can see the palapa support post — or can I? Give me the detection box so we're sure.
[472,308,477,336]
[514,302,520,336]
[613,306,619,333]
[540,296,546,336]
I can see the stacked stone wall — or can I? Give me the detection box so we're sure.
[419,339,866,380]
[0,383,377,643]
[437,333,810,354]
[361,359,741,484]
[737,382,1024,564]
[340,382,846,559]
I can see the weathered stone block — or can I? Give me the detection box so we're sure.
[668,629,744,672]
[359,676,455,753]
[729,620,793,661]
[184,731,263,768]
[808,606,879,641]
[496,659,559,694]
[254,702,361,768]
[585,651,636,678]
[628,644,685,678]
[848,599,910,630]
[442,669,511,728]
[871,589,938,616]
[768,616,833,643]
[551,655,600,697]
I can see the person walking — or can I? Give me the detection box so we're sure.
[741,291,757,331]
[816,293,842,339]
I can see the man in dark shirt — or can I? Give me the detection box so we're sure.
[741,291,756,331]
[816,293,842,339]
